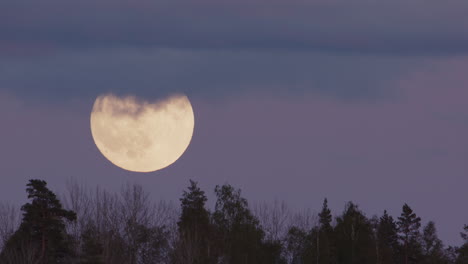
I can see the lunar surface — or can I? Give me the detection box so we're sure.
[90,94,194,172]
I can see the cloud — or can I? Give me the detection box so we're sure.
[1,0,468,55]
[2,0,466,103]
[0,48,424,102]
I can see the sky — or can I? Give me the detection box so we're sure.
[1,0,467,246]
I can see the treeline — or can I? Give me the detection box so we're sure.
[0,179,467,264]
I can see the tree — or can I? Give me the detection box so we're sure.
[285,226,308,264]
[0,202,19,251]
[445,246,458,264]
[397,203,422,264]
[261,239,285,264]
[334,202,376,264]
[456,225,468,264]
[319,199,333,232]
[173,180,214,264]
[253,199,290,242]
[316,198,335,264]
[253,200,290,264]
[109,183,170,264]
[133,224,169,264]
[61,181,174,264]
[2,178,466,263]
[80,222,104,264]
[0,179,76,264]
[212,184,283,264]
[421,221,447,264]
[377,210,399,264]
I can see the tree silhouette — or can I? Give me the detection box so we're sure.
[421,221,447,264]
[316,198,335,264]
[1,179,76,264]
[173,180,214,264]
[397,203,422,264]
[0,179,466,264]
[80,222,104,264]
[212,184,285,263]
[377,210,399,264]
[334,202,376,264]
[456,225,468,264]
[285,226,308,264]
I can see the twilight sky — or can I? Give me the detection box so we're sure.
[1,0,467,246]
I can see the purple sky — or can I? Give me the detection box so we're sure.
[1,0,467,246]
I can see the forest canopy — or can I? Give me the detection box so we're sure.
[0,179,467,264]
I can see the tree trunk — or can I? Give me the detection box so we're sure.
[316,230,319,264]
[40,228,46,264]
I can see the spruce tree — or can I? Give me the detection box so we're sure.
[174,180,214,264]
[319,199,332,232]
[377,210,399,264]
[316,198,335,264]
[0,179,76,264]
[178,180,210,232]
[397,203,422,264]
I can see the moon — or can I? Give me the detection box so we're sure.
[90,94,195,172]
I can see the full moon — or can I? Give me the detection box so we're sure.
[90,94,195,172]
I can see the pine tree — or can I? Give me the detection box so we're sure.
[397,203,422,264]
[377,210,399,264]
[0,179,76,264]
[174,180,214,264]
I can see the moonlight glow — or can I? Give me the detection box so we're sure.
[90,94,195,172]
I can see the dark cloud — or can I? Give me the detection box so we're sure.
[0,48,422,102]
[1,0,465,102]
[1,0,468,55]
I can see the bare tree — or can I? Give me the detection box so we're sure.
[156,201,179,259]
[61,178,94,253]
[61,179,176,264]
[0,239,39,264]
[253,199,291,242]
[289,208,317,232]
[0,202,20,251]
